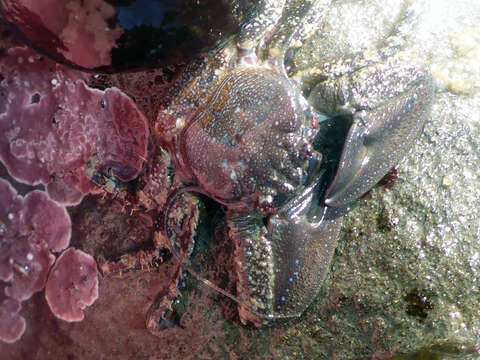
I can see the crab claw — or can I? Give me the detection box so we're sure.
[228,180,346,326]
[317,65,434,207]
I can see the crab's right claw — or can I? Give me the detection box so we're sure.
[323,69,434,207]
[228,182,346,326]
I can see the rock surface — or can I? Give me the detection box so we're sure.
[1,0,479,358]
[279,0,480,358]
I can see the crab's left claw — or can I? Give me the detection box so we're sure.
[310,59,434,207]
[228,181,346,326]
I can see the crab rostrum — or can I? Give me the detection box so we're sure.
[153,0,433,327]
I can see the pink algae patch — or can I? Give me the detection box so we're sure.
[0,178,71,302]
[0,0,123,69]
[0,177,72,343]
[45,248,98,322]
[0,297,26,343]
[0,46,149,205]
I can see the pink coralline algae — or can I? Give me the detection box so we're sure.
[45,248,98,322]
[0,46,149,205]
[0,178,71,342]
[0,0,123,69]
[0,297,25,343]
[0,178,71,300]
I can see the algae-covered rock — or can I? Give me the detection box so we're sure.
[275,0,480,358]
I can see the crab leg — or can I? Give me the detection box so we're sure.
[262,0,332,75]
[146,191,200,333]
[237,0,287,50]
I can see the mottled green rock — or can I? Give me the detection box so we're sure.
[270,0,480,358]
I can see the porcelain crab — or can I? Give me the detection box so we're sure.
[149,0,433,328]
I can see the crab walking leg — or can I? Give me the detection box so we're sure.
[237,0,286,50]
[146,261,184,333]
[146,192,200,334]
[295,0,425,88]
[263,0,330,59]
[228,182,345,325]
